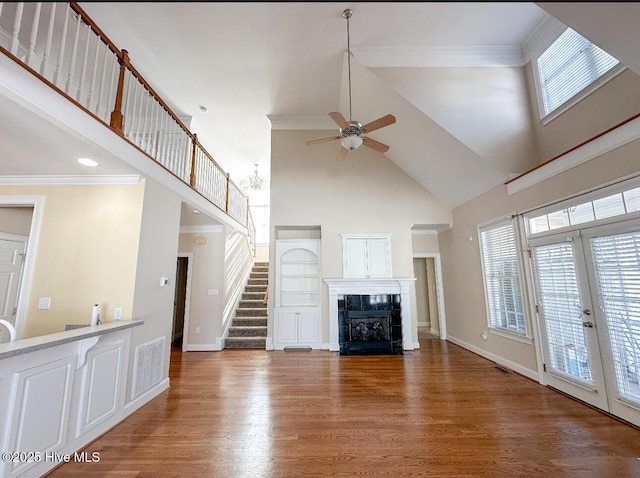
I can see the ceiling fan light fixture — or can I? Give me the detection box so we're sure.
[341,135,363,151]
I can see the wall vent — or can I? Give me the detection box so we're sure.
[131,337,165,400]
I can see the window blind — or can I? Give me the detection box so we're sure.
[479,217,526,333]
[537,28,619,115]
[591,231,640,403]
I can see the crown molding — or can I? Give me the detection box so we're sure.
[521,14,567,64]
[352,45,525,68]
[0,175,142,186]
[267,115,336,131]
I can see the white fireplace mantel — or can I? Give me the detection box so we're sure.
[324,278,417,352]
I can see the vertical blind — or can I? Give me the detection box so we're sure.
[591,231,640,403]
[479,217,526,333]
[537,28,619,115]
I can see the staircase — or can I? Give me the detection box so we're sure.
[225,262,268,349]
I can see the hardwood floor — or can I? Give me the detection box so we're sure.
[47,339,640,477]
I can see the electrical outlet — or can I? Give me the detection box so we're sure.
[114,307,123,320]
[38,297,51,310]
[195,327,200,334]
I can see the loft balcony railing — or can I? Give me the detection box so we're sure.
[0,2,253,231]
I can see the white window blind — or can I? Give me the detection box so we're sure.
[479,217,526,334]
[537,28,619,116]
[590,231,640,403]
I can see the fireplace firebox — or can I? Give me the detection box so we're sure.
[339,294,403,355]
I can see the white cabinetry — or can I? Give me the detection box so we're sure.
[274,240,322,349]
[342,234,392,278]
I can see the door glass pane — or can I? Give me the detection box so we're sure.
[623,187,640,213]
[591,231,640,403]
[593,193,625,220]
[533,242,593,382]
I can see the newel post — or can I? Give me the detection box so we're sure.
[110,49,129,134]
[190,134,197,187]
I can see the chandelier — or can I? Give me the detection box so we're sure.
[249,163,263,190]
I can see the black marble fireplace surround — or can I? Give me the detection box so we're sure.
[338,294,403,355]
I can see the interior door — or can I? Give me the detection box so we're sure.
[0,236,26,342]
[529,232,609,411]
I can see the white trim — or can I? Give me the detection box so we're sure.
[123,378,169,417]
[352,45,525,68]
[267,115,336,131]
[179,225,225,234]
[522,14,567,66]
[488,327,533,345]
[0,175,141,185]
[184,343,221,352]
[324,278,416,351]
[0,232,28,242]
[176,253,193,353]
[412,253,447,340]
[446,335,539,382]
[0,196,43,340]
[507,115,640,195]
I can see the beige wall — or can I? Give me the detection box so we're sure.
[270,129,452,345]
[526,65,640,164]
[128,179,182,395]
[178,229,227,345]
[0,206,32,235]
[0,183,146,338]
[411,232,439,254]
[440,138,640,373]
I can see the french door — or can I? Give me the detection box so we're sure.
[530,219,640,426]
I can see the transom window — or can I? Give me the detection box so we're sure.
[537,27,620,117]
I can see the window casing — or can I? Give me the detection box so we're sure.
[535,27,622,123]
[478,216,528,339]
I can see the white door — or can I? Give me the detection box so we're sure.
[530,232,609,410]
[0,236,26,341]
[530,220,640,426]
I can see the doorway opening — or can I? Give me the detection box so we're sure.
[412,254,446,339]
[173,253,193,352]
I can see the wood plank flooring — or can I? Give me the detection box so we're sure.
[46,338,640,477]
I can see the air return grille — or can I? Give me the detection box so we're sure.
[131,337,165,399]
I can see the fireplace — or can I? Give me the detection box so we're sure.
[325,278,417,353]
[339,297,403,355]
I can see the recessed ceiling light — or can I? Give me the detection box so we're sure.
[77,157,99,167]
[192,209,201,214]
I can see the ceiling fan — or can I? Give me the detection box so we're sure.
[306,9,396,161]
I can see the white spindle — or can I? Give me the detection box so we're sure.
[106,54,118,120]
[87,36,101,112]
[141,90,151,153]
[10,2,24,56]
[96,43,109,119]
[40,2,56,76]
[26,2,41,68]
[65,10,81,94]
[132,80,144,146]
[150,100,161,158]
[122,72,134,136]
[53,4,69,87]
[0,3,4,18]
[76,22,91,102]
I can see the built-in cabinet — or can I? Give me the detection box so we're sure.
[342,234,392,278]
[274,239,322,349]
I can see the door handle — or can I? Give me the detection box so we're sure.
[582,321,594,328]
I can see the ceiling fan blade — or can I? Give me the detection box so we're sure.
[329,112,349,130]
[306,136,341,146]
[336,147,349,161]
[362,136,390,153]
[362,114,396,133]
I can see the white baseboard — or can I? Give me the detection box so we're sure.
[265,337,274,350]
[446,335,540,382]
[124,377,170,417]
[184,343,221,352]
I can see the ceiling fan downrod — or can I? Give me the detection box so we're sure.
[343,9,353,123]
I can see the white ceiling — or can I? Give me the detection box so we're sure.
[2,2,638,222]
[77,2,547,195]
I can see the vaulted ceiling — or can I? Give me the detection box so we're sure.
[2,3,639,216]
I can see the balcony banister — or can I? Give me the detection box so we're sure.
[0,2,252,229]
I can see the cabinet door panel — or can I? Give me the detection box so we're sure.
[276,311,299,344]
[297,310,320,343]
[345,239,367,278]
[368,239,390,277]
